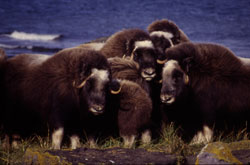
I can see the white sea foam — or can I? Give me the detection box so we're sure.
[6,31,61,41]
[0,43,18,49]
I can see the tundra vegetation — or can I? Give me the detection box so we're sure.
[0,124,248,164]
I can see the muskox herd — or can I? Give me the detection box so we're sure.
[0,19,249,150]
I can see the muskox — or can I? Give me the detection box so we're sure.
[1,48,120,149]
[107,57,164,146]
[147,19,190,59]
[100,29,158,81]
[103,79,152,148]
[159,42,250,144]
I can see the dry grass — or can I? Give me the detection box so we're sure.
[0,125,248,165]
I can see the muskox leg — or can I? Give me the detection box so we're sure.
[70,135,81,150]
[52,127,64,150]
[122,135,136,148]
[2,134,10,150]
[203,125,213,142]
[2,134,21,150]
[11,134,21,149]
[141,129,151,144]
[191,125,213,145]
[88,136,98,148]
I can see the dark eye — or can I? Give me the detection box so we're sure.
[84,79,94,92]
[133,50,140,61]
[172,70,183,81]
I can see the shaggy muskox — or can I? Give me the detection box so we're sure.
[109,80,152,148]
[100,29,158,81]
[1,48,120,149]
[108,57,164,146]
[159,42,250,144]
[147,19,190,60]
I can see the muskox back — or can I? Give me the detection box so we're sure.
[101,29,151,58]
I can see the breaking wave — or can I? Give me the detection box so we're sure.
[2,31,62,41]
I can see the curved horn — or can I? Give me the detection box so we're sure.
[110,85,122,94]
[76,79,87,88]
[122,54,127,59]
[73,73,93,89]
[184,74,189,84]
[167,38,174,47]
[157,59,168,64]
[130,46,138,60]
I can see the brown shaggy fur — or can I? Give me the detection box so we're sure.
[101,29,153,58]
[161,42,250,142]
[117,80,152,147]
[108,57,151,93]
[147,19,190,44]
[1,48,113,148]
[0,48,6,62]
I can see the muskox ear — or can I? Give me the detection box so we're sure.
[110,79,121,94]
[183,56,193,73]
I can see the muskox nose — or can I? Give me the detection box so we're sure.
[142,68,156,81]
[144,68,155,76]
[90,104,104,114]
[92,104,104,111]
[160,94,175,104]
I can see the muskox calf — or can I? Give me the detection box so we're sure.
[118,80,152,147]
[104,80,152,148]
[160,42,250,144]
[100,29,158,81]
[1,48,120,149]
[147,19,190,61]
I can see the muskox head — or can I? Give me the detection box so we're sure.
[148,19,189,60]
[125,40,158,81]
[75,68,121,115]
[68,49,121,115]
[159,46,193,104]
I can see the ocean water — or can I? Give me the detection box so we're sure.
[0,0,250,57]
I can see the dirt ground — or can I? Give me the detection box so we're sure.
[47,147,183,164]
[23,145,250,165]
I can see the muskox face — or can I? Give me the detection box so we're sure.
[79,68,120,115]
[129,40,158,81]
[160,60,189,104]
[133,48,157,81]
